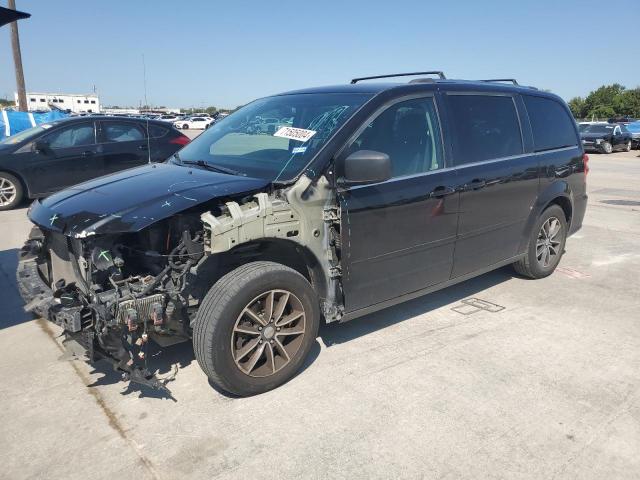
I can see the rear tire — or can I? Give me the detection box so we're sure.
[193,261,320,396]
[0,172,23,211]
[513,205,567,279]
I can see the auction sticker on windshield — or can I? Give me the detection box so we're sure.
[274,126,317,142]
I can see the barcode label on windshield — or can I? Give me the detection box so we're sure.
[274,127,317,143]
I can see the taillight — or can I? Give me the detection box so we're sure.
[170,135,190,146]
[583,153,589,176]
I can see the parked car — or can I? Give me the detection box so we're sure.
[580,123,633,153]
[607,116,637,124]
[173,116,213,130]
[625,121,640,149]
[17,72,587,396]
[578,121,607,133]
[0,116,190,210]
[158,114,183,123]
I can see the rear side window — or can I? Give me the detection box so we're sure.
[147,125,169,138]
[447,94,523,165]
[524,95,578,152]
[102,122,145,143]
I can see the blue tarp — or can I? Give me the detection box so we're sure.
[0,109,69,140]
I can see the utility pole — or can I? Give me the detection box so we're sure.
[8,0,27,111]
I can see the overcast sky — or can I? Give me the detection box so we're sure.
[1,0,638,109]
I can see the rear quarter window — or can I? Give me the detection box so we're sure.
[524,95,578,152]
[147,125,169,138]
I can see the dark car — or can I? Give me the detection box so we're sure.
[580,123,633,154]
[0,116,190,210]
[17,72,588,396]
[625,121,640,149]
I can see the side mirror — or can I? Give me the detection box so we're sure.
[338,150,391,186]
[34,140,51,155]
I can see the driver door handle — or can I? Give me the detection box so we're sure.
[80,150,95,157]
[462,179,486,191]
[428,186,457,198]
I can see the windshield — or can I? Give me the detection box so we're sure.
[583,124,614,134]
[0,124,52,145]
[174,93,372,181]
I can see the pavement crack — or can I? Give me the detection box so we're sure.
[36,318,162,480]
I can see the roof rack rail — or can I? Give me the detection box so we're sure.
[351,71,446,84]
[479,79,520,85]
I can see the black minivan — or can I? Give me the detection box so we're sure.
[18,72,588,396]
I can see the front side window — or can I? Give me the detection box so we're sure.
[43,124,95,149]
[524,95,578,152]
[346,97,443,178]
[447,94,523,165]
[102,123,145,143]
[175,93,372,181]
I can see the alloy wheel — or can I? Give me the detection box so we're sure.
[536,216,562,268]
[231,289,306,378]
[0,177,17,207]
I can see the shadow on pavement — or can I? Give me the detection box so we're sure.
[84,338,196,401]
[319,266,515,347]
[6,240,513,399]
[0,248,31,330]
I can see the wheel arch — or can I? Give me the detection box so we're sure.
[0,168,31,198]
[197,238,328,303]
[519,181,574,253]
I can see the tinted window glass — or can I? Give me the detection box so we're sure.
[44,124,95,149]
[348,97,443,178]
[448,94,522,165]
[102,123,144,143]
[147,125,168,138]
[524,95,577,151]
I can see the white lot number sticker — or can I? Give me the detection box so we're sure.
[274,126,317,143]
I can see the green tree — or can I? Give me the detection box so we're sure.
[582,84,625,119]
[568,97,585,118]
[616,88,640,117]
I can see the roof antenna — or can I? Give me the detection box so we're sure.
[142,53,152,164]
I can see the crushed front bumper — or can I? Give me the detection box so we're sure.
[16,232,172,392]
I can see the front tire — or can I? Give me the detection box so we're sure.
[625,140,632,152]
[601,141,613,154]
[0,172,23,211]
[513,205,567,279]
[193,261,320,396]
[182,124,189,130]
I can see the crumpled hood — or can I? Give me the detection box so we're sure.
[28,162,270,237]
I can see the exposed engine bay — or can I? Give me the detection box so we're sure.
[17,176,343,391]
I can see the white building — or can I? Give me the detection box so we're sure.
[15,92,101,113]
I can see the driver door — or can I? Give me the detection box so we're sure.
[25,121,101,195]
[338,96,459,313]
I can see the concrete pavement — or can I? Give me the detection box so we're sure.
[0,150,639,479]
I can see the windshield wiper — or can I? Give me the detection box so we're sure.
[180,159,245,176]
